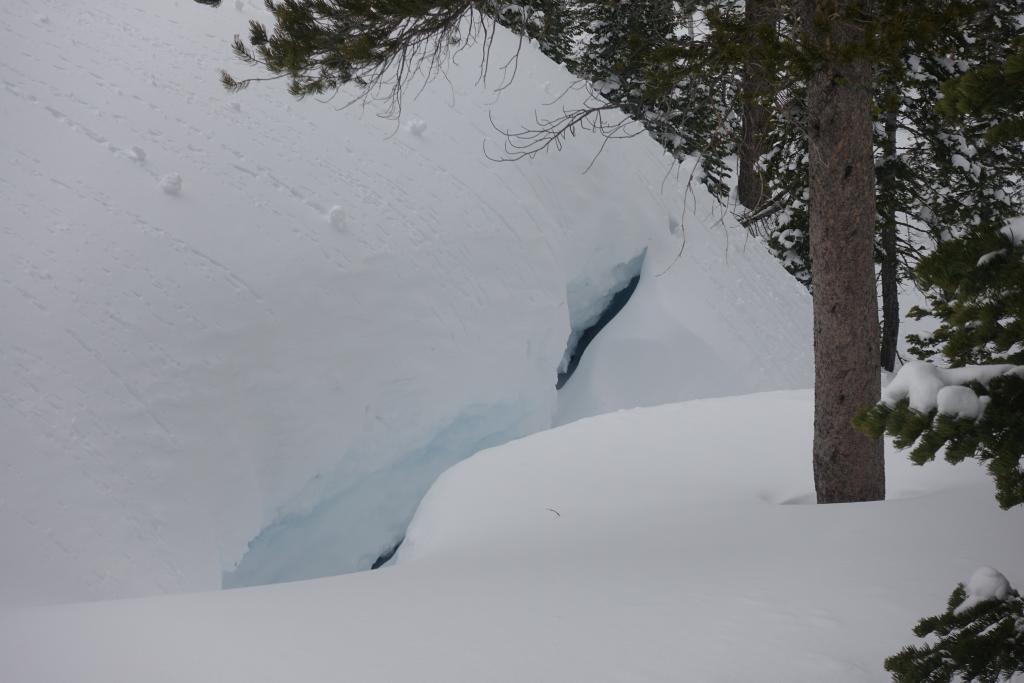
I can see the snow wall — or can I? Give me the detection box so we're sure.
[0,0,812,606]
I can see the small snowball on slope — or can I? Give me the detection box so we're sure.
[160,172,183,196]
[668,213,681,235]
[328,205,347,231]
[936,385,981,420]
[128,145,146,162]
[955,566,1012,614]
[405,118,427,137]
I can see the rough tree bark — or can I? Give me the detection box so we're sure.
[878,108,900,372]
[737,0,778,211]
[802,0,885,503]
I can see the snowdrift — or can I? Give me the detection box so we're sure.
[2,392,1019,682]
[0,0,810,605]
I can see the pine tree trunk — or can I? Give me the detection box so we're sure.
[802,0,885,503]
[737,0,778,211]
[879,109,900,373]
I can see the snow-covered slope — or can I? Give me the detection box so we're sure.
[0,0,810,606]
[2,392,1018,682]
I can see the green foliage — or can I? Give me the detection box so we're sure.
[576,0,738,198]
[913,230,1024,367]
[940,39,1024,146]
[501,0,579,67]
[214,0,585,106]
[884,581,1024,682]
[855,372,1024,510]
[220,0,482,103]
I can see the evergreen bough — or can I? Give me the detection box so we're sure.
[885,578,1024,682]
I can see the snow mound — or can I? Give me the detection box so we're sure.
[955,566,1013,614]
[402,391,1007,564]
[326,205,346,230]
[882,360,1019,415]
[0,0,809,604]
[936,385,983,420]
[159,172,183,195]
[404,117,428,137]
[1,391,1020,682]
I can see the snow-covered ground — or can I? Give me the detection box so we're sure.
[0,0,811,607]
[3,4,1020,681]
[2,390,1020,682]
